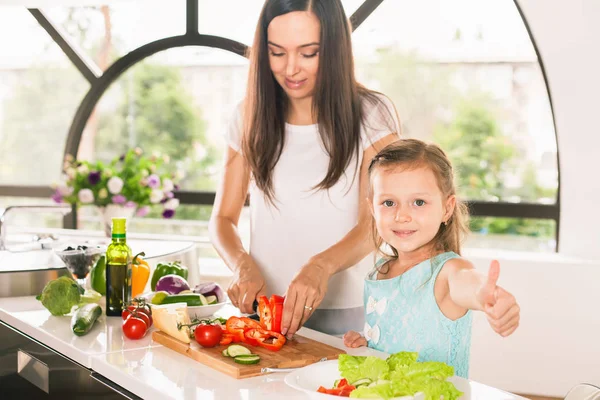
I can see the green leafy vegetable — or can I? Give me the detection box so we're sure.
[386,351,418,371]
[37,276,83,316]
[336,352,462,400]
[339,354,390,384]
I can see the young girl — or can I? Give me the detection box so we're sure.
[343,139,520,378]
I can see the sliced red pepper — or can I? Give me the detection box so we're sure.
[255,329,286,351]
[269,295,284,334]
[240,317,263,331]
[317,386,328,393]
[226,316,245,332]
[225,317,247,343]
[337,379,349,388]
[243,328,270,347]
[257,296,273,331]
[219,333,234,346]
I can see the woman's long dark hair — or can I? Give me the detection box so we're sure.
[242,0,398,203]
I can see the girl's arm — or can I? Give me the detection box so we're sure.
[442,259,520,337]
[208,147,267,314]
[280,133,398,337]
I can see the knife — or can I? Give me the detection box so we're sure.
[260,357,328,374]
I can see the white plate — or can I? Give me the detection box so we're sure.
[186,301,229,318]
[284,360,471,400]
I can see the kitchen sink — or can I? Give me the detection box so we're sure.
[0,228,200,298]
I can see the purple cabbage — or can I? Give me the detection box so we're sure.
[193,282,225,303]
[155,274,190,294]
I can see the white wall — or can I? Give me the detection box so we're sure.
[466,250,600,397]
[465,2,600,397]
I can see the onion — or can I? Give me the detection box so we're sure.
[155,274,190,294]
[193,282,225,303]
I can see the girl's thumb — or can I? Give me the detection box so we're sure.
[484,260,501,304]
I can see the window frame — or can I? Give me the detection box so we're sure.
[0,0,560,248]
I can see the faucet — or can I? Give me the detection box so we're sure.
[0,205,72,251]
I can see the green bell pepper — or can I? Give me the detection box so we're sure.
[151,261,189,291]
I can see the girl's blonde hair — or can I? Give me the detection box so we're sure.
[368,139,469,259]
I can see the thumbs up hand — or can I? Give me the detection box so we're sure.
[476,260,520,337]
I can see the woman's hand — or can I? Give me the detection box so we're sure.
[476,260,520,337]
[343,331,367,348]
[280,259,331,338]
[227,255,267,314]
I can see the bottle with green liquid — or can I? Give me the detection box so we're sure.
[105,217,132,316]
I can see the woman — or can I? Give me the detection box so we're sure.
[209,0,400,337]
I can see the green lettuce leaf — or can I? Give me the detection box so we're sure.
[403,361,455,381]
[386,352,418,371]
[338,354,390,385]
[409,378,463,400]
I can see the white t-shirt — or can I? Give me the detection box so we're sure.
[226,94,398,309]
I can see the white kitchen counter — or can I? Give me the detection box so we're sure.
[0,296,527,400]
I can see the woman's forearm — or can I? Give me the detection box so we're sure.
[309,218,374,277]
[208,215,252,273]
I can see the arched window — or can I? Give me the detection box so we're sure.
[0,0,558,254]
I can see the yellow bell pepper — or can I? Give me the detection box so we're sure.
[131,252,151,298]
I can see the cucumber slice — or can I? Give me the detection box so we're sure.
[352,378,372,387]
[226,344,252,357]
[199,293,208,306]
[233,355,261,365]
[206,295,218,304]
[222,348,230,357]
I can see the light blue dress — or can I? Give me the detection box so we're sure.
[363,252,472,378]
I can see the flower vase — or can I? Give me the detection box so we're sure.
[98,204,136,237]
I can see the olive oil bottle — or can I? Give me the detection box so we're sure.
[105,217,132,316]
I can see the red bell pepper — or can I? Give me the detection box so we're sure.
[255,329,286,351]
[240,317,263,330]
[269,295,284,333]
[225,317,246,343]
[219,333,234,346]
[258,295,285,334]
[257,296,273,331]
[243,328,270,346]
[316,378,356,397]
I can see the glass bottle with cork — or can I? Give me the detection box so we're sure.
[105,217,132,316]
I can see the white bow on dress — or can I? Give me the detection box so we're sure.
[366,296,387,315]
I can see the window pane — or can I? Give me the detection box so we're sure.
[198,0,263,45]
[0,7,89,186]
[80,47,248,191]
[352,0,558,204]
[45,1,186,69]
[466,217,556,253]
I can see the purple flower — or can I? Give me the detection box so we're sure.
[112,194,126,204]
[88,171,101,185]
[162,209,175,219]
[51,190,63,203]
[136,206,150,217]
[147,174,161,189]
[125,201,137,208]
[174,184,180,191]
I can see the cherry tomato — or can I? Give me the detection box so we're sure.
[122,305,153,327]
[122,315,148,340]
[194,324,223,348]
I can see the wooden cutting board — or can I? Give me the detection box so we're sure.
[152,330,346,379]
